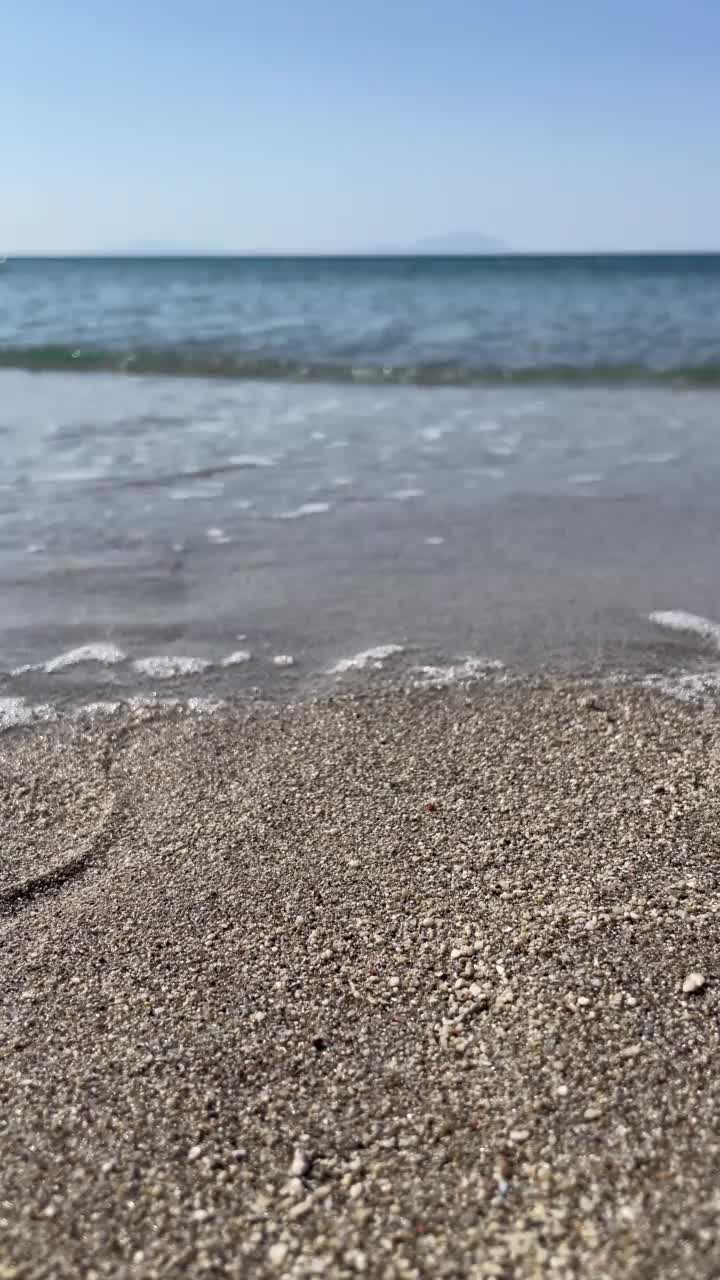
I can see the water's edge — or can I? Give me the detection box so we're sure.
[4,346,720,387]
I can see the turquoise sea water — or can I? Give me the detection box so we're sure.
[2,255,720,721]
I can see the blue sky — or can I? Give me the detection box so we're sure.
[4,0,720,253]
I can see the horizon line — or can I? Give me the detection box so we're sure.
[5,248,720,259]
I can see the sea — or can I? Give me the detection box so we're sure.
[2,253,720,728]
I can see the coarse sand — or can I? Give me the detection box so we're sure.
[1,680,720,1278]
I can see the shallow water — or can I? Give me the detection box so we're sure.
[2,256,720,720]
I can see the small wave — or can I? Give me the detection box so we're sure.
[327,644,405,675]
[132,655,212,678]
[43,643,127,673]
[648,610,720,649]
[412,656,506,688]
[222,650,252,667]
[5,344,720,388]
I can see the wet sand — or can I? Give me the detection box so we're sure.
[1,680,720,1278]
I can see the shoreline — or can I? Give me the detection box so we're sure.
[2,678,720,1276]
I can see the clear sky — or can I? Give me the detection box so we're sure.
[4,0,719,253]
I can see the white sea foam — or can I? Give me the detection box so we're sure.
[278,502,332,519]
[206,527,231,543]
[186,696,225,713]
[640,669,720,703]
[425,536,445,546]
[419,425,450,442]
[327,644,405,675]
[222,650,252,667]
[228,453,277,468]
[568,472,603,485]
[649,611,720,650]
[389,488,424,501]
[0,697,36,729]
[31,703,58,723]
[643,451,679,465]
[273,654,295,667]
[44,643,126,673]
[132,656,212,679]
[74,701,121,719]
[127,694,181,710]
[412,656,506,688]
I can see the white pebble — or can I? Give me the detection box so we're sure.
[682,972,707,995]
[290,1147,310,1177]
[269,1242,289,1267]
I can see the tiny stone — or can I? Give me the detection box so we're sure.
[288,1197,313,1220]
[269,1242,289,1267]
[682,972,707,995]
[290,1147,311,1178]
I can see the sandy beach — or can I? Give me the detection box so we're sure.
[1,679,720,1278]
